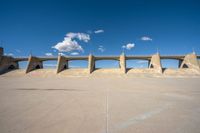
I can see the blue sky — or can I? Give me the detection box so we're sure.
[0,0,200,68]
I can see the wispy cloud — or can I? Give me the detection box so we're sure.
[52,32,90,52]
[94,29,104,34]
[45,53,53,56]
[141,36,152,41]
[70,52,79,56]
[122,43,135,50]
[66,32,90,42]
[98,45,105,52]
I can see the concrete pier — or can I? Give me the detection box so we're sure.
[26,56,43,73]
[180,53,200,71]
[119,53,126,74]
[149,53,162,73]
[88,54,95,74]
[0,47,19,74]
[57,56,68,73]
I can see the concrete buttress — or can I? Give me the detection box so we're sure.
[0,48,19,74]
[180,53,200,71]
[149,53,162,73]
[57,56,68,73]
[119,53,126,74]
[26,56,43,73]
[88,54,95,73]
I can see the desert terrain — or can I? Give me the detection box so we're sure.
[0,69,200,133]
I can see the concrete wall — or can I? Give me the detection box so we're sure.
[57,56,68,73]
[180,53,200,71]
[0,56,19,74]
[0,46,200,75]
[149,53,162,73]
[26,56,43,73]
[119,53,126,73]
[88,54,95,73]
[0,47,19,74]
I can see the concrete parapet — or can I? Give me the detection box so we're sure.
[120,53,126,73]
[180,53,200,71]
[0,56,19,74]
[88,54,95,73]
[149,53,162,73]
[57,56,68,73]
[26,56,43,73]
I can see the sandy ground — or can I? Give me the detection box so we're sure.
[0,70,200,133]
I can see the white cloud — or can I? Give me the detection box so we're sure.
[94,29,104,34]
[122,43,135,50]
[45,53,53,56]
[52,36,83,52]
[52,32,90,52]
[98,45,105,52]
[58,52,65,56]
[66,32,90,42]
[141,36,152,41]
[70,52,79,56]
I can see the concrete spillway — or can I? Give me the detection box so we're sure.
[0,47,200,75]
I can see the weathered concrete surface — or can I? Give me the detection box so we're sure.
[149,53,162,73]
[26,56,43,73]
[2,68,200,77]
[57,56,68,73]
[0,47,19,74]
[0,56,19,74]
[0,76,200,133]
[180,53,200,72]
[119,53,126,74]
[88,54,95,73]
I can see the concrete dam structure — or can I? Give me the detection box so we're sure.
[0,47,200,75]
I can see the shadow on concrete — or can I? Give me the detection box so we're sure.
[162,68,166,73]
[0,68,18,75]
[126,68,132,73]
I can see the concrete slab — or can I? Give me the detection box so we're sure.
[0,76,200,133]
